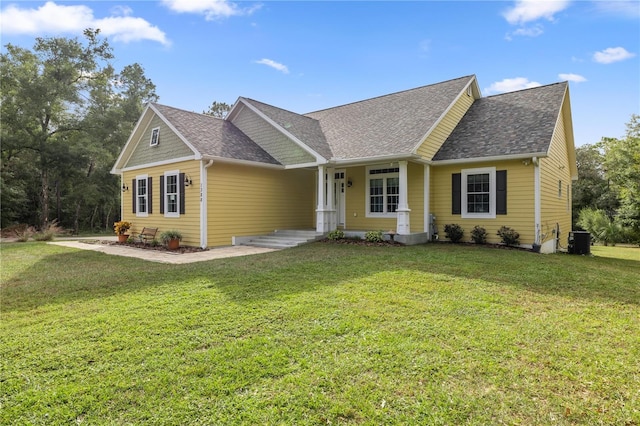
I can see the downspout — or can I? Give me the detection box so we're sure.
[533,157,541,245]
[200,160,214,248]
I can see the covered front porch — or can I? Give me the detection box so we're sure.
[314,160,435,245]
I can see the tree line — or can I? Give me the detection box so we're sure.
[573,114,640,244]
[1,29,158,233]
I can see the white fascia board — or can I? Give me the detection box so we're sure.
[329,153,420,167]
[238,98,327,163]
[284,161,322,170]
[410,75,480,155]
[225,97,244,121]
[117,155,198,173]
[111,103,153,174]
[148,104,202,160]
[431,152,548,166]
[202,155,285,170]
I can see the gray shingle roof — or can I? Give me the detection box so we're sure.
[305,75,475,160]
[152,103,279,165]
[433,82,567,161]
[240,98,333,160]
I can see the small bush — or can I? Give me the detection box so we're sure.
[470,225,487,244]
[497,226,520,246]
[12,224,35,242]
[33,220,63,241]
[150,239,160,247]
[365,230,384,243]
[444,224,464,243]
[327,229,345,240]
[33,231,54,241]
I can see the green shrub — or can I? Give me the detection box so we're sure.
[33,231,54,241]
[470,225,487,244]
[327,229,345,240]
[150,239,160,247]
[577,208,624,246]
[444,224,464,243]
[497,226,520,246]
[364,230,384,243]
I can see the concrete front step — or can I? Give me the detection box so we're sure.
[239,230,323,249]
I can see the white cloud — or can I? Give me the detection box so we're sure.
[593,47,636,64]
[503,0,571,25]
[255,58,289,74]
[559,73,587,83]
[485,77,542,95]
[0,1,169,45]
[513,24,544,37]
[162,0,261,20]
[592,0,640,19]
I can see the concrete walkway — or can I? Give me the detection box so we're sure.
[48,240,279,264]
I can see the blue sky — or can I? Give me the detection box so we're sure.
[1,1,639,146]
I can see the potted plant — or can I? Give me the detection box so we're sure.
[113,221,132,243]
[160,230,182,250]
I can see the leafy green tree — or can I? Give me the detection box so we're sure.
[203,101,231,118]
[572,144,619,225]
[1,29,157,231]
[601,114,640,241]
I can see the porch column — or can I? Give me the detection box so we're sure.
[316,165,329,233]
[326,167,337,231]
[396,160,411,234]
[424,164,431,239]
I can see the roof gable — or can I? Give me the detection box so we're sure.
[433,82,569,161]
[305,75,476,160]
[151,104,280,165]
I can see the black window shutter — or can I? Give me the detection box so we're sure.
[147,177,153,214]
[159,175,165,214]
[452,173,461,215]
[179,173,186,214]
[496,170,507,215]
[132,179,136,213]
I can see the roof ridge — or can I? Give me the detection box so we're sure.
[151,102,225,121]
[305,74,476,115]
[241,97,320,123]
[484,81,567,99]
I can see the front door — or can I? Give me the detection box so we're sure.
[334,170,346,227]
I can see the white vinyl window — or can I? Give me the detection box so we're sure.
[136,174,149,217]
[164,170,179,218]
[150,127,160,146]
[462,167,496,219]
[366,166,399,217]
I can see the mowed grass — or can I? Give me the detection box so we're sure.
[1,242,638,425]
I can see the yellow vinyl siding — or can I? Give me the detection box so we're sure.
[431,160,536,244]
[407,162,425,233]
[342,163,424,232]
[126,116,194,168]
[207,163,315,247]
[540,111,572,246]
[416,92,475,160]
[121,160,201,247]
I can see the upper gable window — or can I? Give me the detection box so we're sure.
[150,127,160,146]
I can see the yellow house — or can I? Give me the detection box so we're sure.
[111,75,577,253]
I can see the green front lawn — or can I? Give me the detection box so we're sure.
[1,242,638,425]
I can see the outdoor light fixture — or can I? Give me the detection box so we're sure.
[184,175,193,187]
[121,183,129,192]
[347,178,353,187]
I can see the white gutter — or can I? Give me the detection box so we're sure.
[329,153,420,167]
[202,155,285,170]
[431,152,548,166]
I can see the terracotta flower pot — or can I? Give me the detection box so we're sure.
[118,234,129,243]
[166,238,180,250]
